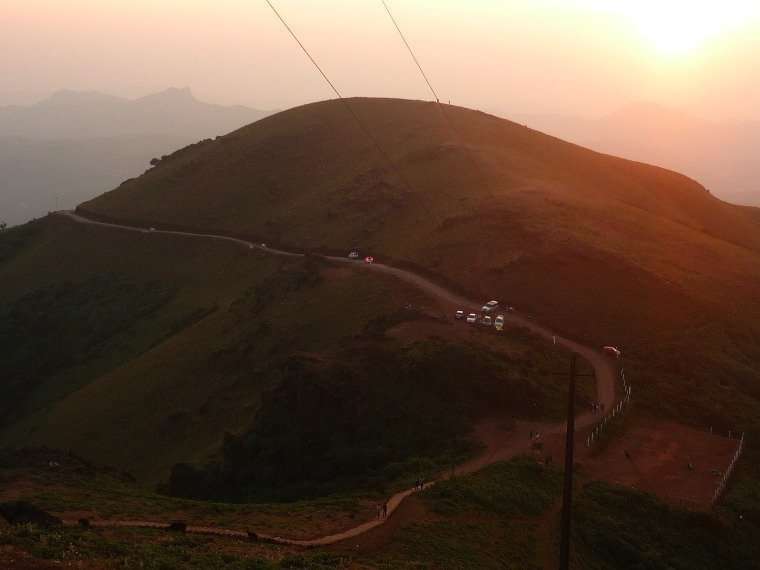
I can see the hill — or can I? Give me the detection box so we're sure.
[81,97,760,433]
[0,216,586,491]
[0,88,271,140]
[0,88,273,226]
[514,102,760,207]
[3,97,760,566]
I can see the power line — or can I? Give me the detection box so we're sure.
[379,0,463,205]
[264,0,343,99]
[380,0,440,103]
[380,0,461,142]
[264,0,411,193]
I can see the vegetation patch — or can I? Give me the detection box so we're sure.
[0,523,350,569]
[365,458,562,569]
[166,342,570,502]
[422,457,562,518]
[572,481,760,569]
[0,221,42,265]
[0,274,174,425]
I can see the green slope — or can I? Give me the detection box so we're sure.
[0,217,586,489]
[78,97,760,470]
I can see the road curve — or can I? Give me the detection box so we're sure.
[56,210,620,547]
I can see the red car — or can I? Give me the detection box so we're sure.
[603,346,622,358]
[364,256,375,264]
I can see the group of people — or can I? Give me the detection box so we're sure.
[591,401,605,414]
[376,477,429,521]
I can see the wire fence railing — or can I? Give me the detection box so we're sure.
[712,432,745,505]
[586,364,631,448]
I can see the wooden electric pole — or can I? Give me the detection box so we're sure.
[549,349,595,568]
[558,353,578,570]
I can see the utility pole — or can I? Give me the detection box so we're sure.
[558,354,577,570]
[552,353,593,570]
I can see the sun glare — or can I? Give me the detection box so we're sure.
[635,8,722,55]
[603,1,758,56]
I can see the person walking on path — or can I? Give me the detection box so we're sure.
[382,502,388,519]
[376,504,382,520]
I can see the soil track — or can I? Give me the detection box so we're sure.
[54,210,620,547]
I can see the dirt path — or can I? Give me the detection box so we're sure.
[55,210,621,547]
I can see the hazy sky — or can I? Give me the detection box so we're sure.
[3,0,760,120]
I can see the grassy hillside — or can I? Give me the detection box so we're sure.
[72,98,760,528]
[4,97,760,564]
[4,453,759,569]
[166,336,586,502]
[78,98,760,454]
[0,217,585,493]
[572,482,758,569]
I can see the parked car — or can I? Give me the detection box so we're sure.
[455,310,465,320]
[481,316,493,327]
[466,313,478,324]
[149,227,156,232]
[494,315,505,330]
[481,300,500,313]
[348,248,360,259]
[364,256,375,264]
[603,346,622,358]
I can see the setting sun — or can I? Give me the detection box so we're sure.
[616,1,758,55]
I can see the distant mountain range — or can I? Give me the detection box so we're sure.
[0,88,272,226]
[512,103,760,207]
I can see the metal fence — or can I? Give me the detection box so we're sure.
[586,365,631,448]
[712,432,745,505]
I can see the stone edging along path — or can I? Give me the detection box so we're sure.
[56,210,621,547]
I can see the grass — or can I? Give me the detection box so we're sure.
[75,97,760,508]
[0,273,175,427]
[7,455,760,570]
[76,98,760,448]
[0,216,590,501]
[421,457,562,518]
[0,216,288,482]
[1,97,759,566]
[0,221,42,265]
[0,449,367,539]
[165,338,577,502]
[572,482,760,570]
[0,523,353,569]
[361,458,760,569]
[0,219,354,480]
[363,457,562,569]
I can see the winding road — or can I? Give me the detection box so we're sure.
[56,210,620,547]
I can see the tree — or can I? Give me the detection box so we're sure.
[149,158,161,167]
[0,222,7,232]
